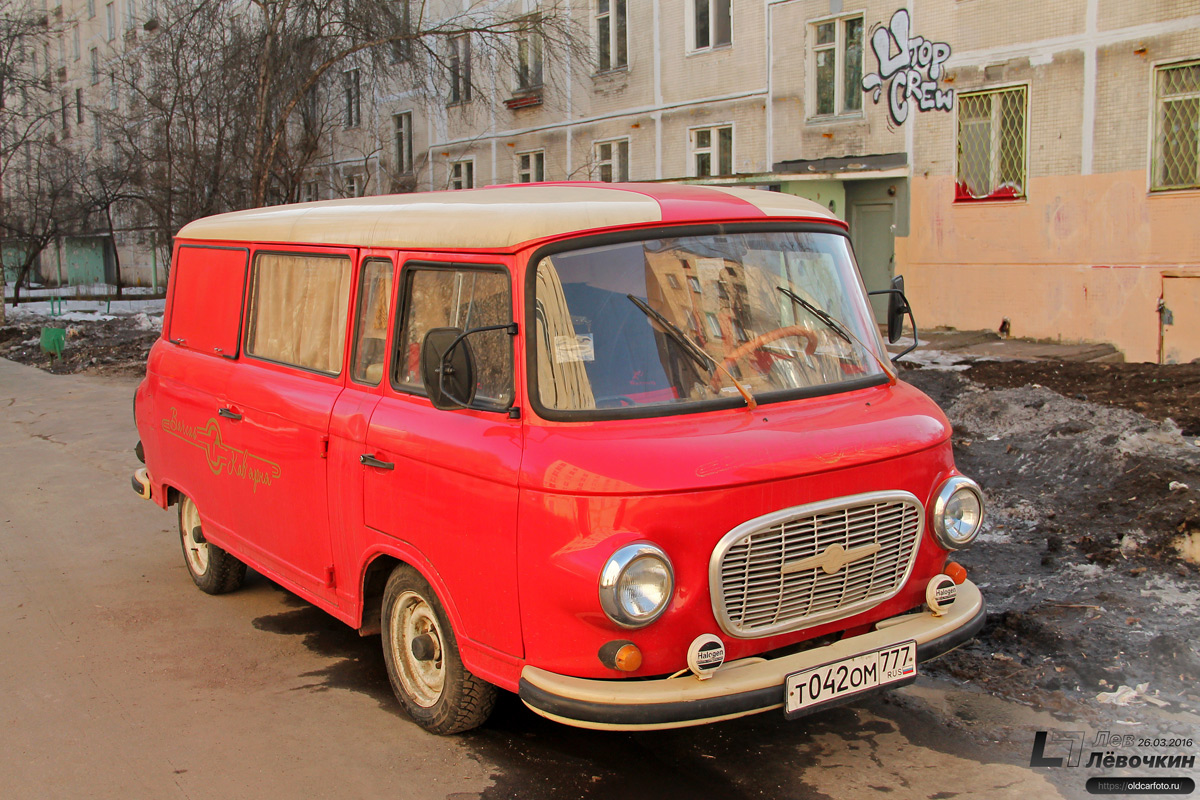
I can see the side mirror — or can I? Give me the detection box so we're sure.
[868,275,918,363]
[886,275,909,344]
[421,327,477,410]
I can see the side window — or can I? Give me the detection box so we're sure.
[395,266,514,407]
[351,259,394,385]
[168,245,247,358]
[246,252,353,375]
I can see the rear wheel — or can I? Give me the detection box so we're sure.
[178,495,246,595]
[380,565,497,734]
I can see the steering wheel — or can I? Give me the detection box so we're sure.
[709,325,820,391]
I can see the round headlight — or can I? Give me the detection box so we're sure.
[932,476,985,550]
[599,543,674,628]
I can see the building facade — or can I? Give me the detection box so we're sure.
[14,0,1200,362]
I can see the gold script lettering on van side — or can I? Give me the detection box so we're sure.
[780,542,882,576]
[161,408,282,493]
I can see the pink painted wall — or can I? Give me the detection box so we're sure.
[896,172,1200,363]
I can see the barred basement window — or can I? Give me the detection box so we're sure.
[1152,60,1200,191]
[956,86,1027,201]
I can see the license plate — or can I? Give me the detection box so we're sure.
[784,640,917,718]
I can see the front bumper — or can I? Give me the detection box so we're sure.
[519,579,986,731]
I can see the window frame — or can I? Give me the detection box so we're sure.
[343,67,361,128]
[390,260,516,412]
[1150,58,1200,193]
[516,149,545,183]
[807,13,865,120]
[448,34,472,105]
[686,0,732,54]
[954,83,1029,202]
[515,21,544,92]
[105,2,115,40]
[243,248,356,378]
[393,111,414,175]
[595,0,628,73]
[593,137,629,182]
[688,123,734,177]
[349,256,397,387]
[450,158,475,190]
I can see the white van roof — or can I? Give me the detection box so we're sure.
[176,183,840,251]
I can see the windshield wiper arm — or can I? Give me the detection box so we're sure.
[626,294,757,411]
[776,286,853,345]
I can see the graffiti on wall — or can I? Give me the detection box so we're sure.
[861,9,954,127]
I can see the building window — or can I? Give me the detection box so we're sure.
[343,68,361,128]
[956,86,1027,201]
[88,0,95,18]
[704,312,723,338]
[390,0,412,62]
[303,181,320,203]
[596,0,627,72]
[60,94,69,132]
[73,25,80,59]
[125,0,135,29]
[75,87,83,123]
[90,48,99,84]
[450,159,474,190]
[666,273,681,289]
[448,35,471,104]
[594,138,628,182]
[687,276,701,292]
[106,2,115,40]
[690,125,732,177]
[517,150,545,183]
[110,75,118,110]
[1152,60,1200,191]
[515,24,543,91]
[811,16,863,117]
[393,111,413,174]
[343,173,362,198]
[689,0,731,52]
[93,114,102,150]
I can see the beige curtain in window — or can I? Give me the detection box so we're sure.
[248,253,352,374]
[535,257,595,410]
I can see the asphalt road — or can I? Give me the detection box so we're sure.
[0,357,1067,800]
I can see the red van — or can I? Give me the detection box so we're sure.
[132,183,985,734]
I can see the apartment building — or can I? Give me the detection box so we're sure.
[13,0,1200,361]
[323,0,1198,363]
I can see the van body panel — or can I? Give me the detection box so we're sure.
[224,360,342,604]
[518,381,949,495]
[364,393,525,658]
[515,439,957,679]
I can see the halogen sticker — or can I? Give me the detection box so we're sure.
[554,334,595,363]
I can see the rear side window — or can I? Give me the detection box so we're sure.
[395,266,514,407]
[168,245,248,358]
[246,252,353,375]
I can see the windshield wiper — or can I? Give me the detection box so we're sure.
[626,294,757,411]
[776,286,853,345]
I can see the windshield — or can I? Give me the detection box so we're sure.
[532,230,889,415]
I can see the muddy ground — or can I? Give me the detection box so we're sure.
[4,312,1199,732]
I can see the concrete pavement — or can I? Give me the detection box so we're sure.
[0,357,1068,800]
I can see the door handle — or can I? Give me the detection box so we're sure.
[360,454,395,470]
[217,407,243,421]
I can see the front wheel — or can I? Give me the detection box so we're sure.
[178,494,246,595]
[380,565,497,734]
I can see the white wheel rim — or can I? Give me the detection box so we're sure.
[390,591,445,708]
[181,500,210,575]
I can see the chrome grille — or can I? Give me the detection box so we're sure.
[711,492,923,638]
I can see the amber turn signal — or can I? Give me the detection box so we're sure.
[598,640,643,672]
[944,561,968,585]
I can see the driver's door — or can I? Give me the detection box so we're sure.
[361,261,525,658]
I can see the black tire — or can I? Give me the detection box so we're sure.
[178,495,246,595]
[380,565,497,734]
